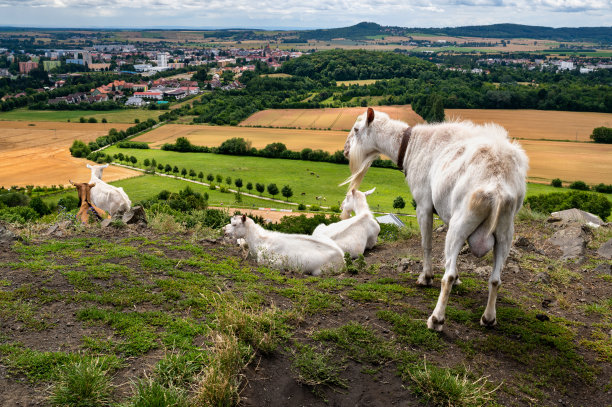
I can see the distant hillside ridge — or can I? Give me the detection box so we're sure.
[296,22,612,43]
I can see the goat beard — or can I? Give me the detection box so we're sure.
[340,141,378,191]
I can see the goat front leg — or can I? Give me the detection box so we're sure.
[416,205,434,286]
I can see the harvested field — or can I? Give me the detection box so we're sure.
[445,109,612,142]
[0,121,138,188]
[239,105,424,130]
[521,139,612,184]
[133,124,351,152]
[336,79,380,86]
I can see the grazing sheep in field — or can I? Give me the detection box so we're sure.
[86,164,132,216]
[343,108,528,331]
[313,188,380,258]
[223,215,344,275]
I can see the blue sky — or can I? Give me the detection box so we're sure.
[0,1,610,29]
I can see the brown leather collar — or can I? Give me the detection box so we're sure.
[397,127,412,172]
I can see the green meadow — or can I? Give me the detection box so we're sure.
[42,146,592,215]
[0,108,162,123]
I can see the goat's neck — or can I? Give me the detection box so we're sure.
[372,122,411,168]
[244,220,266,247]
[353,200,370,216]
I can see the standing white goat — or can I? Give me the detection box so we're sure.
[223,215,344,276]
[313,188,380,258]
[86,164,132,216]
[343,108,528,331]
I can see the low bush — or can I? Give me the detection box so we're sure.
[594,183,612,194]
[267,213,340,235]
[525,190,611,221]
[551,178,563,188]
[117,141,150,149]
[569,180,589,191]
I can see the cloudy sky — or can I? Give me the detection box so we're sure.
[0,0,610,29]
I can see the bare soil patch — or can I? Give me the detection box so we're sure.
[0,121,139,188]
[445,109,612,142]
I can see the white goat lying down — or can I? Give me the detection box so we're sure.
[87,164,132,216]
[343,108,528,331]
[223,215,344,276]
[313,188,380,258]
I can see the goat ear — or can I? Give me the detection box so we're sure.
[69,180,75,185]
[364,187,376,196]
[241,214,246,223]
[366,108,374,126]
[89,183,96,188]
[351,189,356,195]
[86,164,92,169]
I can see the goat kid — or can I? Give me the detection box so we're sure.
[343,108,528,331]
[313,188,380,258]
[86,164,132,216]
[223,215,344,275]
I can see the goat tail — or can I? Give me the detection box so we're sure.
[469,189,504,236]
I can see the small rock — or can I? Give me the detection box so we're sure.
[474,266,492,277]
[100,218,112,228]
[122,206,147,225]
[434,225,448,233]
[506,263,520,274]
[534,272,551,285]
[596,238,612,260]
[515,236,536,251]
[0,222,18,244]
[593,263,612,275]
[396,257,420,273]
[535,314,550,322]
[546,225,591,260]
[541,299,556,308]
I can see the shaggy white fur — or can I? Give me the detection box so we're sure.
[87,164,132,216]
[344,108,528,331]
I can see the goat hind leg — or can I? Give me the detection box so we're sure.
[416,206,434,286]
[428,215,480,331]
[481,225,513,327]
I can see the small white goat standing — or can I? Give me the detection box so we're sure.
[223,215,344,276]
[343,108,528,331]
[87,164,132,216]
[313,188,380,258]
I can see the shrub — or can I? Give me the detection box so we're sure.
[594,183,612,194]
[267,214,339,234]
[69,140,91,158]
[525,190,611,221]
[117,141,149,149]
[297,203,306,210]
[0,206,39,224]
[50,358,113,407]
[551,178,563,188]
[29,197,50,216]
[590,126,612,144]
[393,196,406,209]
[57,196,79,211]
[569,180,589,191]
[0,191,29,207]
[87,117,97,123]
[310,205,320,211]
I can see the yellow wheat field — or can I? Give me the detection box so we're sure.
[445,109,612,142]
[133,124,350,152]
[239,105,424,130]
[0,121,139,188]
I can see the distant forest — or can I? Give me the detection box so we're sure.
[293,22,612,44]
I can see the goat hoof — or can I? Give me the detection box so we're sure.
[480,315,497,327]
[417,276,433,286]
[427,315,444,332]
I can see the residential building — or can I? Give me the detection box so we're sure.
[19,61,38,74]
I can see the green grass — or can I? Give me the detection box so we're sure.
[0,108,161,123]
[291,343,348,391]
[103,146,412,213]
[50,357,115,407]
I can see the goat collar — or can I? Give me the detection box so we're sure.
[397,127,412,172]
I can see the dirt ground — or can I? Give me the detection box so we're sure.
[239,105,424,130]
[445,109,612,142]
[0,121,139,188]
[0,218,610,406]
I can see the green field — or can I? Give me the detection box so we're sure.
[59,147,593,214]
[0,108,162,123]
[103,146,411,212]
[43,174,296,210]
